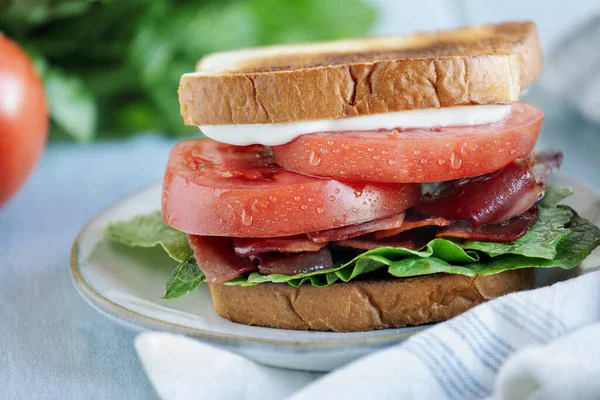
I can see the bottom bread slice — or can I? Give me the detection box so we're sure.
[208,269,536,332]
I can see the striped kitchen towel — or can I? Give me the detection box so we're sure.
[292,271,600,400]
[136,271,600,400]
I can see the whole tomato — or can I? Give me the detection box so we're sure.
[0,35,48,208]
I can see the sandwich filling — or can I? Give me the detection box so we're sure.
[107,135,600,298]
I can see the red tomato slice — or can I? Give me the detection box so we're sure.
[162,140,420,237]
[272,102,542,183]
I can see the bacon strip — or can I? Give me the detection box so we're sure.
[255,248,333,275]
[436,206,539,243]
[188,235,257,284]
[233,236,327,256]
[337,232,417,251]
[415,159,543,226]
[308,213,405,243]
[375,214,451,239]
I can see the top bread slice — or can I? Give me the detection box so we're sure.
[179,21,541,125]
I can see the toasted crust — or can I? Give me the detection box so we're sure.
[208,269,535,332]
[179,21,541,125]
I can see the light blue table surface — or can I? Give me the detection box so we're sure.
[0,92,599,399]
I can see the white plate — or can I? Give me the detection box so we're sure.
[70,174,600,372]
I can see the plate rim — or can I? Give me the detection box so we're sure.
[69,183,421,350]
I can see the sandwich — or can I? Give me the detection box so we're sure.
[107,21,600,332]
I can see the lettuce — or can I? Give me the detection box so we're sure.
[106,211,204,298]
[105,187,600,298]
[106,211,192,262]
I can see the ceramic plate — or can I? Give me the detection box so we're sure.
[70,174,600,372]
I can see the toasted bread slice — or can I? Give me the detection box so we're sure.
[209,269,535,332]
[179,21,541,126]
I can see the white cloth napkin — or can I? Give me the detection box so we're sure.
[135,271,600,400]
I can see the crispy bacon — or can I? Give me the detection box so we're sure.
[337,232,417,250]
[307,213,406,243]
[436,206,539,242]
[415,159,543,226]
[188,235,257,284]
[255,247,333,275]
[233,236,327,256]
[375,214,451,239]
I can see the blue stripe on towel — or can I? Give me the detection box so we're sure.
[470,313,515,354]
[510,296,568,337]
[404,340,460,400]
[425,334,491,398]
[407,334,489,399]
[497,301,553,343]
[491,303,546,342]
[448,319,502,372]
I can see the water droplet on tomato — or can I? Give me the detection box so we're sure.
[308,152,321,166]
[269,195,277,202]
[341,143,350,150]
[438,159,445,165]
[316,207,324,214]
[241,209,253,226]
[387,159,396,166]
[420,159,427,164]
[367,147,374,152]
[339,170,346,175]
[450,152,462,169]
[352,208,359,213]
[300,205,308,210]
[308,198,314,203]
[294,196,301,201]
[327,141,334,146]
[510,149,518,156]
[388,129,401,139]
[332,148,340,154]
[329,195,336,202]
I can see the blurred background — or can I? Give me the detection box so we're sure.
[2,0,600,142]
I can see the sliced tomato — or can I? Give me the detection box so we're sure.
[162,140,420,237]
[272,102,542,183]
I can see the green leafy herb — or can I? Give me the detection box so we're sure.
[106,211,192,263]
[163,255,205,299]
[1,0,377,140]
[44,68,97,142]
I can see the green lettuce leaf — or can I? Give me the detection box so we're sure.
[163,255,205,299]
[460,206,574,260]
[539,186,574,208]
[460,186,575,260]
[106,211,192,263]
[106,211,205,299]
